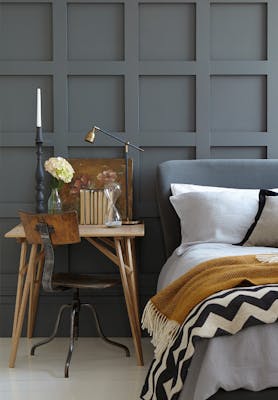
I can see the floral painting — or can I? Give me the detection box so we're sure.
[60,158,133,220]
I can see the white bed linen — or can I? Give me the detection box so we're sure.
[157,243,278,400]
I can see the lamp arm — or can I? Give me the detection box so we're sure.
[94,126,144,152]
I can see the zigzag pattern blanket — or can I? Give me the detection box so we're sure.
[140,255,278,400]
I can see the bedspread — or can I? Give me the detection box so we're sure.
[141,253,278,400]
[141,284,278,400]
[142,254,278,358]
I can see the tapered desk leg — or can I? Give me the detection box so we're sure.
[125,238,140,319]
[11,240,28,338]
[27,248,44,338]
[131,239,140,313]
[124,238,143,364]
[114,238,144,366]
[27,248,36,338]
[9,244,38,368]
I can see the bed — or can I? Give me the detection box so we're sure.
[141,159,278,400]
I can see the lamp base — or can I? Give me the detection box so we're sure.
[122,219,141,225]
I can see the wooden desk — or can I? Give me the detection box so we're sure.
[5,223,145,368]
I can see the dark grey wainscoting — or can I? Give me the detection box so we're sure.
[1,0,278,336]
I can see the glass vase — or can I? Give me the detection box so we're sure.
[104,183,122,227]
[47,188,62,214]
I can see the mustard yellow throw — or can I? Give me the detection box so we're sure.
[142,254,278,357]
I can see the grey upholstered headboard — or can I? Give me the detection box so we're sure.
[156,159,278,259]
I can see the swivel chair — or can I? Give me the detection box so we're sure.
[19,210,129,378]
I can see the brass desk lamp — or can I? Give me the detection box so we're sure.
[85,126,144,224]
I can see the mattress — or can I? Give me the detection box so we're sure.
[157,243,278,400]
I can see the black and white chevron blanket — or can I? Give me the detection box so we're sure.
[140,284,278,400]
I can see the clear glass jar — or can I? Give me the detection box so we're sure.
[104,183,122,227]
[47,187,62,214]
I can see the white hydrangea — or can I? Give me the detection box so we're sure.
[44,157,74,183]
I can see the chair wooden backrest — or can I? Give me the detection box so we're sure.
[19,211,80,245]
[19,211,81,292]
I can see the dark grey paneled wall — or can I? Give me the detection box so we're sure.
[1,0,278,337]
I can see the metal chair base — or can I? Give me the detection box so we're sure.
[31,289,130,378]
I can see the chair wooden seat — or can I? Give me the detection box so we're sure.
[53,273,120,290]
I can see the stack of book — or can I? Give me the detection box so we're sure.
[79,189,108,225]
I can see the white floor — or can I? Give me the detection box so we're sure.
[0,337,154,400]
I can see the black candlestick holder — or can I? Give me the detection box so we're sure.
[35,126,45,213]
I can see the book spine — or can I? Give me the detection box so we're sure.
[79,189,85,224]
[93,190,98,224]
[85,189,91,224]
[98,190,103,224]
[90,190,94,224]
[103,191,108,224]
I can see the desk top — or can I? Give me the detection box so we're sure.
[5,223,145,239]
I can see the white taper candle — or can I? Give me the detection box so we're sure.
[36,88,42,127]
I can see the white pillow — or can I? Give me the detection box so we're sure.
[170,191,259,246]
[171,183,257,196]
[244,190,278,247]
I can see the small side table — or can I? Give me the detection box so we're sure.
[5,223,145,368]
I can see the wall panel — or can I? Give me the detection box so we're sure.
[139,3,196,61]
[210,2,267,61]
[0,2,53,61]
[139,75,196,131]
[1,0,277,337]
[67,3,124,61]
[0,76,53,133]
[211,146,267,159]
[68,75,125,132]
[211,75,267,132]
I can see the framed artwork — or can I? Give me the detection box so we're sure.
[60,158,133,221]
